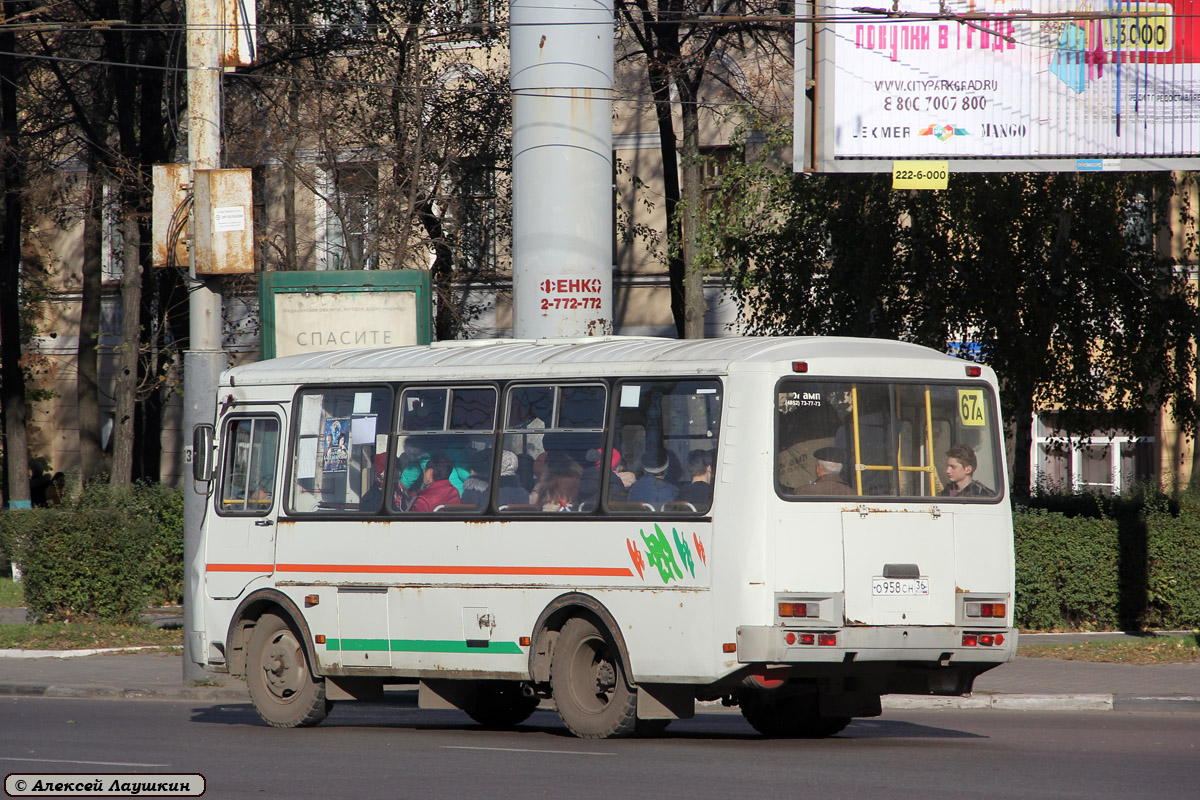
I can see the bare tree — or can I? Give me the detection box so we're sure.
[616,0,792,337]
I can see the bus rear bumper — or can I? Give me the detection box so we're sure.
[736,625,1018,667]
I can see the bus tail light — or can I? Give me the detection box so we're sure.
[962,633,978,647]
[817,633,837,647]
[785,632,818,646]
[966,365,982,377]
[792,361,808,373]
[965,602,1006,618]
[779,602,819,618]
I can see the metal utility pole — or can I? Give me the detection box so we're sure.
[510,0,614,339]
[182,0,225,683]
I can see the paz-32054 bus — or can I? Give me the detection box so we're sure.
[190,336,1016,738]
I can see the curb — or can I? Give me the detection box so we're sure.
[883,693,1114,711]
[0,681,249,702]
[0,646,181,659]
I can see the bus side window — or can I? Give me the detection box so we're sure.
[503,383,606,514]
[218,417,279,515]
[393,386,497,514]
[288,387,392,514]
[611,379,721,515]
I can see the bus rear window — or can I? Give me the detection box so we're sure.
[776,379,1002,501]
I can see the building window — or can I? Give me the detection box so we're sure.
[317,163,378,270]
[1032,413,1155,494]
[451,160,497,274]
[699,145,734,221]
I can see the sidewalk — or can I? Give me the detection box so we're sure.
[0,641,1196,712]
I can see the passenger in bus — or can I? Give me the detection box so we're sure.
[409,452,462,512]
[497,450,531,507]
[795,447,853,495]
[628,451,679,507]
[580,448,627,506]
[677,449,714,509]
[530,451,583,511]
[941,444,994,498]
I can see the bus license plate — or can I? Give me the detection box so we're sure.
[872,577,929,596]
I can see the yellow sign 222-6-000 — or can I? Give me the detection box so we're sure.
[892,161,949,190]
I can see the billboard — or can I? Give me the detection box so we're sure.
[798,0,1200,172]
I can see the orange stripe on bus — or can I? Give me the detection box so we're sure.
[275,564,635,578]
[207,564,274,572]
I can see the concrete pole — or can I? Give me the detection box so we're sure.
[182,0,226,683]
[510,0,614,339]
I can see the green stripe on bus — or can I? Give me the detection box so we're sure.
[324,639,523,655]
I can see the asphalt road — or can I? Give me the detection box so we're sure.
[1,696,1197,799]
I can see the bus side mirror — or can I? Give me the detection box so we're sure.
[193,424,215,481]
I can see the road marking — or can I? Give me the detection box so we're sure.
[443,746,613,757]
[0,757,170,768]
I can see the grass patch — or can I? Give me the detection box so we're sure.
[1020,634,1200,664]
[0,621,182,650]
[0,578,23,608]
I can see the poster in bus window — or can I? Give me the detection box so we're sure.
[323,417,349,473]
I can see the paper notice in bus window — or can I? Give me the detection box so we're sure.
[353,392,372,414]
[351,414,376,446]
[297,437,318,479]
[620,385,641,407]
[958,389,986,427]
[300,395,322,435]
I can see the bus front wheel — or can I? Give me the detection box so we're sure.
[246,612,331,728]
[738,688,850,738]
[550,616,637,739]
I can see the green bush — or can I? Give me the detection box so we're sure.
[0,481,184,621]
[70,482,184,606]
[1,508,157,622]
[1014,508,1120,631]
[1017,488,1200,631]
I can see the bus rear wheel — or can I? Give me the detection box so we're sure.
[246,612,330,728]
[466,681,540,729]
[738,688,850,738]
[550,616,637,739]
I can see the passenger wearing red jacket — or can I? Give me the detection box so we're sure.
[410,453,461,512]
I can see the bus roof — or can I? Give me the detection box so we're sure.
[222,336,986,387]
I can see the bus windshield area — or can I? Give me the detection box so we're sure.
[776,379,1002,501]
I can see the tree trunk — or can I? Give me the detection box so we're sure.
[678,86,704,340]
[110,214,141,486]
[0,12,29,508]
[77,168,104,483]
[645,59,685,338]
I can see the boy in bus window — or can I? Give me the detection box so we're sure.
[941,444,994,498]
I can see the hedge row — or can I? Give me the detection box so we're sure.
[1015,491,1200,631]
[0,482,183,622]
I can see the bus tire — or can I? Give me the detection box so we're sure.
[466,681,540,729]
[246,612,330,728]
[550,616,637,739]
[738,688,850,738]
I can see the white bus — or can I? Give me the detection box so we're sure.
[190,336,1016,738]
